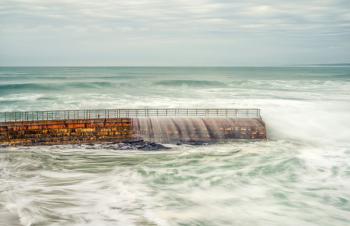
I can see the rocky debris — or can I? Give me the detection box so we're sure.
[87,140,171,151]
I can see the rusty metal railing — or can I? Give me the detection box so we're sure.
[0,108,261,122]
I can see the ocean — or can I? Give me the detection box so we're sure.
[0,66,350,226]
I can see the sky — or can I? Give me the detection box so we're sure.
[0,0,350,66]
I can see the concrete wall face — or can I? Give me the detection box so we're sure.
[132,118,266,143]
[0,118,266,146]
[0,118,133,146]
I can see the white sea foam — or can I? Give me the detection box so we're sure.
[0,67,350,226]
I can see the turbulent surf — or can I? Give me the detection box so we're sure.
[0,67,350,226]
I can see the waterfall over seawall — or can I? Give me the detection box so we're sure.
[132,117,266,143]
[0,109,266,146]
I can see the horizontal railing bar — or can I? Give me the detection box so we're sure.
[0,108,260,113]
[0,108,262,122]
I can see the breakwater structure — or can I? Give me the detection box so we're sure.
[0,108,266,146]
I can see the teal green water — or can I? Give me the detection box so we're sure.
[0,67,350,226]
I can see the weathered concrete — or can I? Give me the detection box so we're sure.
[0,118,133,146]
[0,117,266,146]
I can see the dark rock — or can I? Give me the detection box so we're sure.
[97,140,171,151]
[175,140,210,146]
[188,141,209,145]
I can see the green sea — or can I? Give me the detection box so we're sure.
[1,67,350,226]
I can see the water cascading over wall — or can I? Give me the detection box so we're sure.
[132,117,265,143]
[0,109,266,146]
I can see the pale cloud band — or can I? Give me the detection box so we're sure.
[0,0,349,66]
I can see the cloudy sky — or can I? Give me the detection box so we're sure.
[0,0,349,66]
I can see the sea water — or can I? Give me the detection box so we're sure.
[0,67,350,226]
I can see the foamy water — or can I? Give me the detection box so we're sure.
[0,67,350,226]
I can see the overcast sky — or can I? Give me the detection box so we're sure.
[0,0,350,66]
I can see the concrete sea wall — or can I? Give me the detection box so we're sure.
[0,118,133,146]
[133,118,266,143]
[0,117,266,146]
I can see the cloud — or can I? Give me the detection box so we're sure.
[1,0,349,34]
[0,0,349,65]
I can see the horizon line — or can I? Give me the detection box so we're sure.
[1,63,350,68]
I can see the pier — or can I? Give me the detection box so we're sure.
[0,108,266,146]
